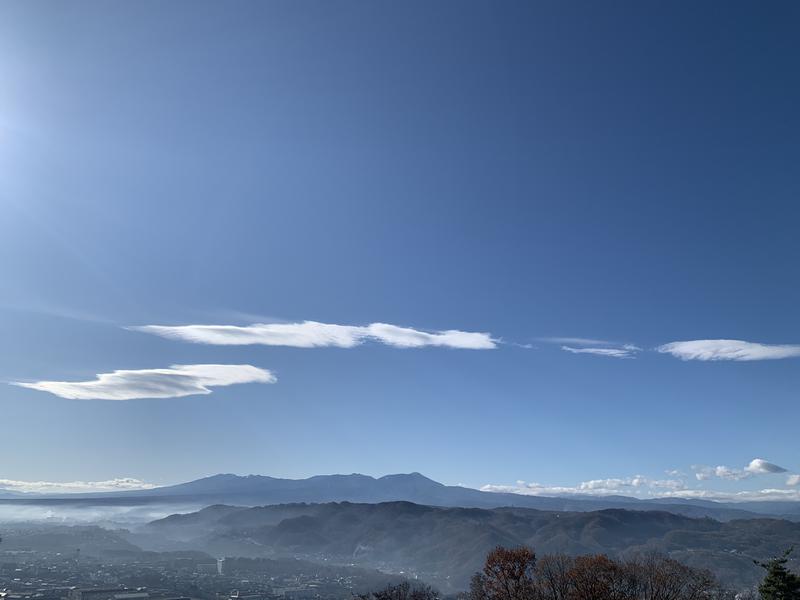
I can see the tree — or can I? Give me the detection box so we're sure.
[566,554,637,600]
[626,552,717,600]
[468,572,489,600]
[468,547,721,600]
[470,546,538,600]
[358,581,438,600]
[756,548,800,600]
[534,554,573,600]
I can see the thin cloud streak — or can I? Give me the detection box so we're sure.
[657,339,800,361]
[12,364,275,400]
[539,337,616,346]
[561,345,638,359]
[541,336,641,359]
[130,320,498,350]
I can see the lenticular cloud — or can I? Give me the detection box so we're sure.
[745,458,788,474]
[13,364,275,400]
[657,339,800,361]
[130,320,497,350]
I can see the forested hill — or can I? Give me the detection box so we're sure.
[138,501,800,592]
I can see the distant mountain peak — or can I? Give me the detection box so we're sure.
[378,472,443,485]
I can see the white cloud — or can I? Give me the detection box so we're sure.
[0,477,155,494]
[714,466,751,481]
[657,339,800,361]
[693,465,751,481]
[130,320,497,350]
[484,460,799,502]
[580,477,646,490]
[692,459,788,482]
[480,483,578,496]
[13,364,275,400]
[694,471,712,481]
[745,458,788,474]
[481,458,800,503]
[365,323,496,349]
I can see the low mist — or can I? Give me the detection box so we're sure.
[0,500,204,527]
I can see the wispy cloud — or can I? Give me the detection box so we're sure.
[542,336,641,359]
[130,320,497,350]
[657,339,800,361]
[0,300,117,325]
[0,478,155,494]
[12,364,275,400]
[539,337,616,346]
[787,475,800,487]
[561,345,640,359]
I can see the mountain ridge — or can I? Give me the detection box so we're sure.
[3,472,799,522]
[135,499,800,592]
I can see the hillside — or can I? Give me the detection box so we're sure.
[138,501,800,592]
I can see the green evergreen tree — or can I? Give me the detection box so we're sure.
[756,548,800,600]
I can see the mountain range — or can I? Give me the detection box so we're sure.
[3,473,800,592]
[3,472,798,522]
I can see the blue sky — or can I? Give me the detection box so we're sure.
[1,1,799,500]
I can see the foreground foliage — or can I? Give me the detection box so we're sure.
[756,548,800,600]
[360,545,800,600]
[467,546,719,600]
[357,581,438,600]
